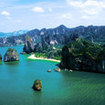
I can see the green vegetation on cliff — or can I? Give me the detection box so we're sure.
[67,39,103,60]
[35,47,61,60]
[34,39,104,61]
[59,38,105,73]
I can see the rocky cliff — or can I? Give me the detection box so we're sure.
[59,39,105,73]
[1,25,105,47]
[23,35,34,54]
[4,48,19,62]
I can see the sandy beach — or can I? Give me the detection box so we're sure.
[28,54,60,62]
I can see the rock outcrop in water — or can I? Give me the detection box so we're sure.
[23,35,34,54]
[59,39,105,73]
[0,54,2,61]
[32,80,42,91]
[4,48,19,62]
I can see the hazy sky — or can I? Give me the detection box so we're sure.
[0,0,105,32]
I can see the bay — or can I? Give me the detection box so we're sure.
[0,46,105,105]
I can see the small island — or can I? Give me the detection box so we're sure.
[4,48,19,62]
[32,80,42,91]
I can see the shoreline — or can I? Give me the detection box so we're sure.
[28,54,60,63]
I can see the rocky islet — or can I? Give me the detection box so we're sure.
[4,48,19,62]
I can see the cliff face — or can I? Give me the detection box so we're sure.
[59,39,105,73]
[1,25,105,47]
[4,48,19,62]
[23,36,34,54]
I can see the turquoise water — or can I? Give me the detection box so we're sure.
[0,46,105,105]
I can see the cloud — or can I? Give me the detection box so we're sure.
[66,0,105,8]
[66,0,105,15]
[1,11,10,16]
[32,7,44,13]
[66,0,83,8]
[83,9,98,15]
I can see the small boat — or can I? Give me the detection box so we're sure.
[47,69,51,72]
[55,68,60,72]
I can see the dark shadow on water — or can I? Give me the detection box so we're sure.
[32,89,42,95]
[31,89,43,105]
[4,61,19,65]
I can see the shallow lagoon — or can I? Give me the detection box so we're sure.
[0,46,105,105]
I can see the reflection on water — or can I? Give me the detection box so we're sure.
[0,62,2,65]
[4,61,19,65]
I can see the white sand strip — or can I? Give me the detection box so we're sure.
[28,54,60,62]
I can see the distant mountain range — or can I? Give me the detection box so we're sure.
[0,30,28,37]
[0,25,105,46]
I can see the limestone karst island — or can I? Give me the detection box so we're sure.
[0,0,105,105]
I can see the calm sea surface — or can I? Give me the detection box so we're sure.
[0,46,105,105]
